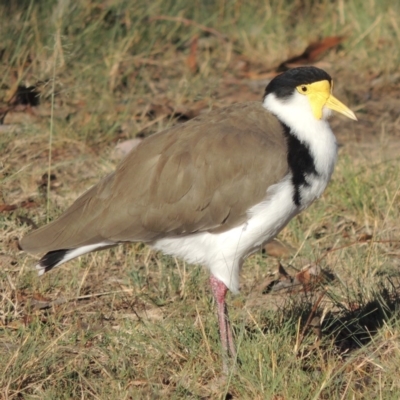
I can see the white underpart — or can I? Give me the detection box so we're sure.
[152,176,296,293]
[36,241,112,276]
[153,90,338,293]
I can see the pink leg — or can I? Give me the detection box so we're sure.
[209,275,236,372]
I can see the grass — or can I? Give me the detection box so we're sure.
[1,0,400,398]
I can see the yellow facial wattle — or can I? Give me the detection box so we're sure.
[296,80,357,121]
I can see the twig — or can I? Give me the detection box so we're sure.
[31,289,134,310]
[295,291,326,352]
[316,239,400,264]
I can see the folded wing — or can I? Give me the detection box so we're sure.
[20,102,289,254]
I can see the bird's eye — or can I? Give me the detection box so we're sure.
[301,86,307,92]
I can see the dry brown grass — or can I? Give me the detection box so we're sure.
[1,0,400,398]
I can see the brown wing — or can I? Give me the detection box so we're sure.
[20,102,289,254]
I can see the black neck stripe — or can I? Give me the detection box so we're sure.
[280,122,318,206]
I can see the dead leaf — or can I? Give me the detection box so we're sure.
[293,263,322,292]
[0,198,40,213]
[0,204,17,212]
[264,239,296,258]
[186,35,198,74]
[263,263,324,294]
[358,233,373,242]
[20,199,39,209]
[277,36,345,71]
[32,293,52,302]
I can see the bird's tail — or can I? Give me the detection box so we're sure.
[35,242,114,276]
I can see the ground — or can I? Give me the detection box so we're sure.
[1,1,400,399]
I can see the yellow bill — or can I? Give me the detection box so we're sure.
[325,94,357,120]
[297,80,357,121]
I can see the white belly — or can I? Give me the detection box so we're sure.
[152,175,324,293]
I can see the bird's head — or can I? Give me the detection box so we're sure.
[263,66,357,123]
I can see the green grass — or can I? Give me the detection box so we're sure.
[1,0,400,398]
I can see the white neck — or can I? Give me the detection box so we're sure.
[263,92,338,178]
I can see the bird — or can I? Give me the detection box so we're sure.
[19,66,357,373]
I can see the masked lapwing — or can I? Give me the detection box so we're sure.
[19,66,356,372]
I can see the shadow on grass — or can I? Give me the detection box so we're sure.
[322,280,400,353]
[253,277,400,355]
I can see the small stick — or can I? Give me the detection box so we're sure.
[316,239,400,264]
[295,291,326,352]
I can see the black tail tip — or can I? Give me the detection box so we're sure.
[38,249,69,274]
